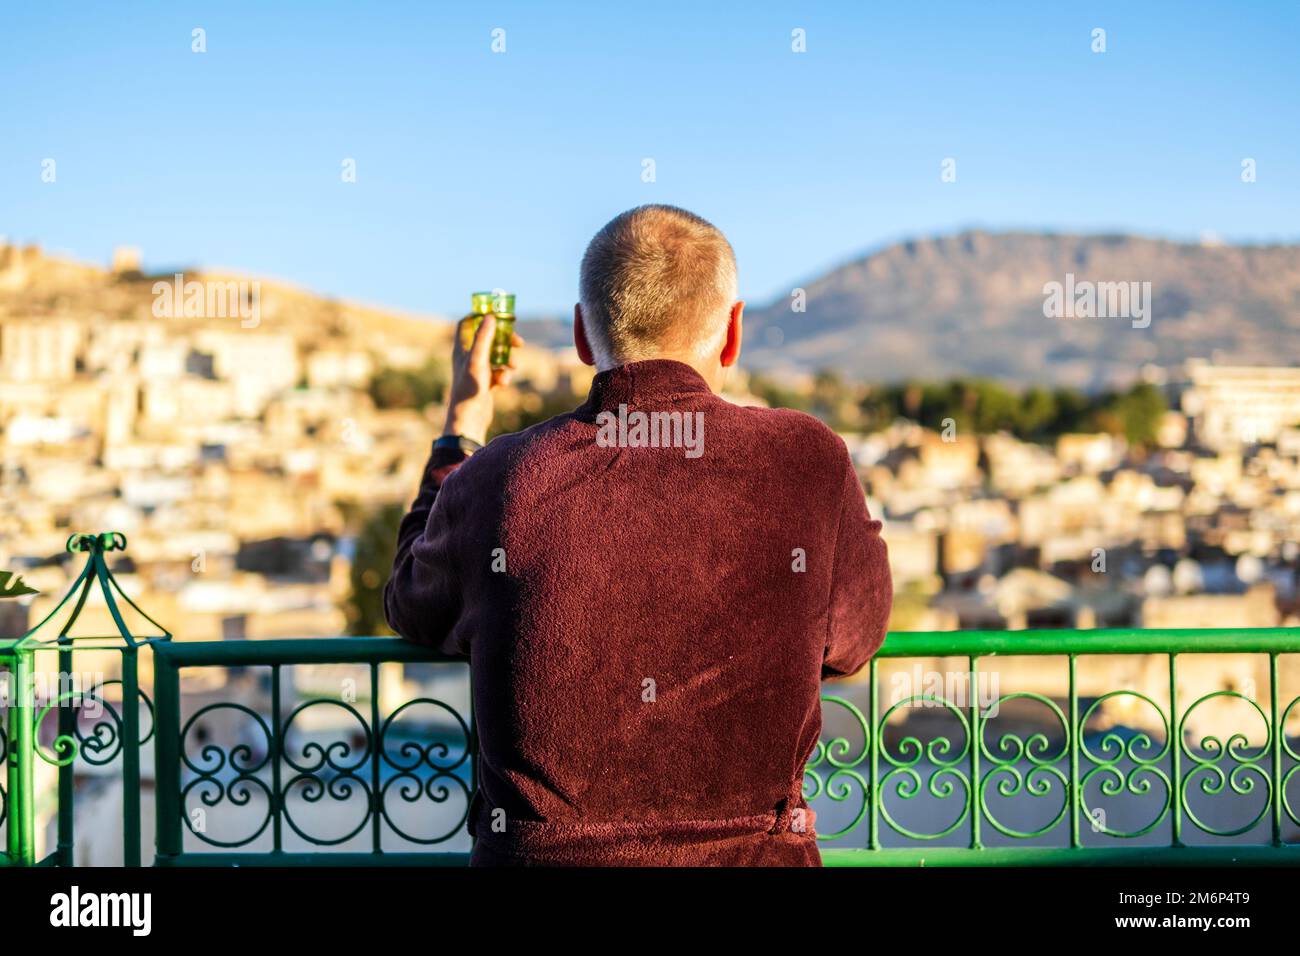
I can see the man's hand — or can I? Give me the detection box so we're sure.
[442,314,524,446]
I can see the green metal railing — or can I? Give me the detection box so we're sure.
[2,532,169,867]
[151,637,473,866]
[815,630,1300,866]
[0,639,22,864]
[3,532,1299,866]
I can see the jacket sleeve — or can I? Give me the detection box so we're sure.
[383,444,471,657]
[822,454,893,680]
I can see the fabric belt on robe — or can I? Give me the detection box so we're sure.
[467,776,817,866]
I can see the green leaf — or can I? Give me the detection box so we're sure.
[0,570,39,599]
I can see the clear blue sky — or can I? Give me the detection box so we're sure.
[2,1,1297,317]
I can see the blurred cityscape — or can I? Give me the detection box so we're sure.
[3,240,1300,643]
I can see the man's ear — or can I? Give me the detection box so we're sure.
[574,303,596,367]
[720,301,744,368]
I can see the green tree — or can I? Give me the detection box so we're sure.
[345,503,404,636]
[368,357,449,410]
[1048,387,1092,435]
[1090,382,1166,448]
[1015,386,1059,439]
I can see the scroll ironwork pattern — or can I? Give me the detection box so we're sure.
[181,703,275,848]
[178,688,471,851]
[32,680,156,769]
[803,695,870,839]
[1179,690,1272,838]
[877,693,971,840]
[1077,691,1172,839]
[1282,695,1300,830]
[377,698,472,845]
[980,693,1070,839]
[807,658,1300,850]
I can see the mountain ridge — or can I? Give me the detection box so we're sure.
[742,230,1300,390]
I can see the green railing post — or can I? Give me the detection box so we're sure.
[969,655,982,850]
[1169,653,1182,848]
[7,649,35,865]
[1270,653,1282,847]
[369,661,383,856]
[868,658,878,853]
[1,645,12,865]
[120,648,141,867]
[152,647,182,865]
[270,662,283,854]
[1068,654,1080,848]
[56,643,74,866]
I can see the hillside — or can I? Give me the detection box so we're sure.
[0,242,453,367]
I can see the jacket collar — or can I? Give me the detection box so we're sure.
[579,359,714,414]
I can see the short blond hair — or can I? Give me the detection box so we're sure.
[579,205,737,364]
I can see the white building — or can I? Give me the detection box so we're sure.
[1182,359,1300,450]
[0,319,82,382]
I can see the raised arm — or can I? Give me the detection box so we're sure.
[383,444,470,652]
[822,453,893,680]
[382,311,523,655]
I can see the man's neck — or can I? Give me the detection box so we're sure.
[596,354,724,394]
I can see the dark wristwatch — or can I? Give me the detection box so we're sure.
[434,434,484,454]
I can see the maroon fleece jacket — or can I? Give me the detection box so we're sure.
[384,359,892,865]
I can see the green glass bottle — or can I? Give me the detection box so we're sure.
[465,290,516,369]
